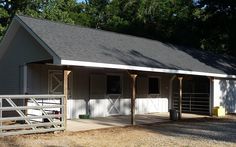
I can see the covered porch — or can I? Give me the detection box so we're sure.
[25,63,213,124]
[66,112,209,132]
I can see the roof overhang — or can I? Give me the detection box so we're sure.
[3,15,234,79]
[61,59,236,79]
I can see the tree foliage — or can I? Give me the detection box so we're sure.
[197,0,236,55]
[0,0,235,56]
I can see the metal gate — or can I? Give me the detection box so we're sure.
[0,95,65,136]
[173,93,210,114]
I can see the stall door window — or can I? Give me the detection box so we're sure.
[148,77,160,94]
[107,75,121,94]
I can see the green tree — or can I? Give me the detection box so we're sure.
[197,0,236,55]
[68,2,93,26]
[138,0,197,42]
[84,0,110,28]
[104,0,141,33]
[0,7,9,38]
[21,0,77,24]
[0,0,29,39]
[0,0,81,39]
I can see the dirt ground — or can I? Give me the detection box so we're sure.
[0,115,236,147]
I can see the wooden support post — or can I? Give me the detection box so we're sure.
[130,74,137,125]
[169,75,176,109]
[63,70,71,129]
[178,77,183,119]
[208,77,214,116]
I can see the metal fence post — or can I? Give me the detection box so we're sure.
[61,95,66,129]
[190,94,192,112]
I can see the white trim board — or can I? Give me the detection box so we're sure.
[61,60,236,79]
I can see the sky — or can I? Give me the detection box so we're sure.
[77,0,85,2]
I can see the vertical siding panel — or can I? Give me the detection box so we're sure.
[120,99,130,115]
[0,26,52,94]
[123,74,131,98]
[136,76,148,98]
[90,99,109,117]
[90,74,106,99]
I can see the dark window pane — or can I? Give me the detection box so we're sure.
[107,76,121,94]
[149,78,160,94]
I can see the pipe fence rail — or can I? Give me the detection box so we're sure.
[0,95,65,136]
[173,93,210,114]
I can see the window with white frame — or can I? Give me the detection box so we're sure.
[148,77,160,94]
[107,75,121,94]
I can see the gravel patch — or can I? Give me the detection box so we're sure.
[0,115,236,147]
[141,116,236,143]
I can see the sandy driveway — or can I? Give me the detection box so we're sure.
[0,116,236,147]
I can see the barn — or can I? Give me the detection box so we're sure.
[0,15,236,120]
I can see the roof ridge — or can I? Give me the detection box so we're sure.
[16,14,87,29]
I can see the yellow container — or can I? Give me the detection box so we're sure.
[213,106,225,117]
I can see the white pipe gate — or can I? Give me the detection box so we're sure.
[0,95,66,136]
[173,93,210,114]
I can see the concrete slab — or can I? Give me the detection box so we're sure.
[66,112,209,132]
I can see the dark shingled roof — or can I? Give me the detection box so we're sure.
[17,15,236,75]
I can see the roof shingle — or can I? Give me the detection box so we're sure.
[17,15,236,75]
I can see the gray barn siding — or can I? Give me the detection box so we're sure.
[0,27,52,117]
[0,26,52,94]
[27,64,63,94]
[136,73,172,98]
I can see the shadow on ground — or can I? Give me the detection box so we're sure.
[141,116,236,143]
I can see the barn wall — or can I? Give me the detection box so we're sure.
[69,68,172,118]
[213,78,236,113]
[0,26,52,94]
[0,26,52,117]
[27,65,172,118]
[27,64,63,94]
